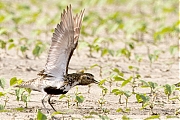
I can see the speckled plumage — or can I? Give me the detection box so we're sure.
[15,5,98,112]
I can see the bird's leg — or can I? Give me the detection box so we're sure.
[41,93,49,113]
[48,94,57,112]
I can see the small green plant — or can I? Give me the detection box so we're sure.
[139,80,162,114]
[32,40,47,59]
[15,88,31,108]
[10,77,31,108]
[90,64,103,78]
[136,93,150,108]
[163,84,176,101]
[0,78,7,111]
[59,94,72,108]
[112,88,124,104]
[98,80,109,114]
[135,54,143,65]
[123,91,132,108]
[140,80,159,95]
[116,47,131,60]
[147,49,162,68]
[37,109,47,120]
[74,87,85,107]
[128,66,141,94]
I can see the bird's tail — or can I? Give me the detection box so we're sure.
[14,78,41,92]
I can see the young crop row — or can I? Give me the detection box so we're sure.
[0,0,178,61]
[0,65,179,119]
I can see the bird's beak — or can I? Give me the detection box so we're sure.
[94,79,99,84]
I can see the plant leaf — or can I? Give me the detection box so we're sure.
[37,109,47,120]
[0,78,5,89]
[76,95,84,103]
[10,77,18,86]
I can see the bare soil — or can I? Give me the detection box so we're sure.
[0,39,179,119]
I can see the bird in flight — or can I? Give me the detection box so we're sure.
[16,5,98,112]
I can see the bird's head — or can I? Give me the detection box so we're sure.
[78,73,98,85]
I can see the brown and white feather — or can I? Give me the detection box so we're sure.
[43,5,84,82]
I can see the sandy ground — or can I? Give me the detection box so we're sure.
[0,39,179,119]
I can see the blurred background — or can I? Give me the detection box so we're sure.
[0,0,178,59]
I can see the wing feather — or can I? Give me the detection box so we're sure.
[40,5,84,82]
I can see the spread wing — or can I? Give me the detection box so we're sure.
[65,8,85,73]
[40,5,84,81]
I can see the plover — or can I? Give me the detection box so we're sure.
[16,5,98,111]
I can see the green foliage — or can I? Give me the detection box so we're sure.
[59,94,72,108]
[169,45,178,56]
[15,88,31,108]
[136,93,150,107]
[32,40,46,58]
[0,104,4,110]
[144,115,160,120]
[122,115,131,120]
[98,115,110,120]
[163,84,176,101]
[37,109,47,120]
[140,80,159,94]
[74,87,85,107]
[0,78,5,89]
[10,77,23,86]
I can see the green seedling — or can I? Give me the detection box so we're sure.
[112,68,125,82]
[59,94,72,108]
[116,107,130,113]
[128,66,140,93]
[140,80,159,95]
[147,49,162,68]
[106,77,114,94]
[0,78,7,110]
[112,88,124,104]
[80,37,114,57]
[0,39,17,54]
[90,64,103,78]
[10,77,31,108]
[136,93,150,108]
[37,109,47,120]
[98,98,106,110]
[135,54,143,65]
[10,77,23,86]
[163,84,176,101]
[116,48,131,60]
[98,97,110,114]
[32,40,47,59]
[0,78,5,90]
[74,87,85,107]
[169,45,178,58]
[98,83,108,98]
[112,68,125,87]
[122,115,131,120]
[98,80,109,114]
[144,115,160,120]
[139,81,161,115]
[98,114,110,120]
[15,88,31,108]
[0,39,7,52]
[153,23,177,43]
[20,45,28,57]
[123,91,132,108]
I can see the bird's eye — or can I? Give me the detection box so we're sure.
[87,76,90,79]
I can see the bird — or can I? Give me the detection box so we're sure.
[15,5,98,112]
